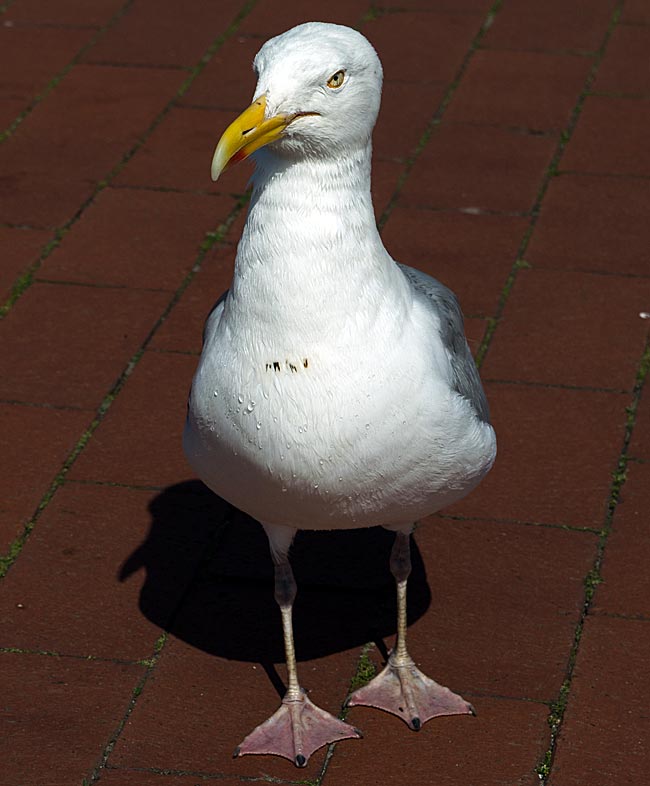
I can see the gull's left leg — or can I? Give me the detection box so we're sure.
[348,527,474,730]
[235,523,361,767]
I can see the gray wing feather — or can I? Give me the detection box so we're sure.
[399,264,490,424]
[202,289,229,346]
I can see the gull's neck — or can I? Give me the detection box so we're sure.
[223,143,409,345]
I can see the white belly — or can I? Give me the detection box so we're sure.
[184,310,495,531]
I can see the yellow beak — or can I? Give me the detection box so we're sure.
[211,95,294,182]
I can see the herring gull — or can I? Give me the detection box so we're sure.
[184,21,496,768]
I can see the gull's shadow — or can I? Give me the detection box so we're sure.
[121,480,431,671]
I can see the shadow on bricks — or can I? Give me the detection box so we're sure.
[120,480,430,695]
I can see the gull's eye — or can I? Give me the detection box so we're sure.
[327,70,346,89]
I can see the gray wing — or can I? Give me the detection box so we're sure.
[202,289,229,346]
[399,264,490,424]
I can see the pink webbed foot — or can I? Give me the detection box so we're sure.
[234,688,362,767]
[347,652,474,731]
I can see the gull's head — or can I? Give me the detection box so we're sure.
[211,22,383,181]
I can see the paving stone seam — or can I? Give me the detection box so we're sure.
[0,397,90,412]
[147,346,201,357]
[483,377,632,395]
[87,634,167,785]
[0,0,135,144]
[82,59,192,71]
[454,690,550,706]
[103,762,301,784]
[619,19,650,29]
[377,6,492,19]
[312,643,377,784]
[436,512,602,535]
[591,89,650,99]
[384,200,531,218]
[0,0,257,319]
[526,261,650,281]
[590,610,650,623]
[474,3,626,368]
[444,118,558,137]
[66,477,166,492]
[3,20,101,31]
[479,44,598,58]
[110,182,244,199]
[558,166,650,181]
[539,334,650,783]
[0,645,148,667]
[33,277,172,294]
[1,221,51,231]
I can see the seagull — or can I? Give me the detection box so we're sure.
[183,22,496,768]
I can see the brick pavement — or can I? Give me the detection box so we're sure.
[1,1,649,784]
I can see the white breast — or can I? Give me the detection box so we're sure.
[184,292,495,531]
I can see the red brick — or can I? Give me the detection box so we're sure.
[399,123,555,212]
[374,0,492,10]
[238,0,369,36]
[0,226,52,302]
[592,462,650,618]
[111,635,360,779]
[528,173,650,277]
[481,268,650,390]
[381,207,526,316]
[0,402,89,553]
[150,244,236,354]
[371,158,404,217]
[69,351,196,487]
[180,34,261,111]
[0,481,218,659]
[450,384,628,529]
[623,0,650,24]
[595,24,650,95]
[366,12,482,83]
[0,98,25,131]
[0,652,143,786]
[550,616,650,785]
[331,697,549,786]
[0,282,169,409]
[374,81,446,162]
[41,187,232,290]
[447,49,591,130]
[483,0,616,53]
[7,0,125,27]
[464,317,488,356]
[562,96,650,176]
[0,64,185,228]
[115,106,252,196]
[630,392,650,461]
[401,518,596,701]
[0,26,90,105]
[83,0,243,67]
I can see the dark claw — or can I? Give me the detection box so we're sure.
[411,717,421,731]
[232,746,241,759]
[295,754,307,767]
[469,704,477,717]
[354,728,364,738]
